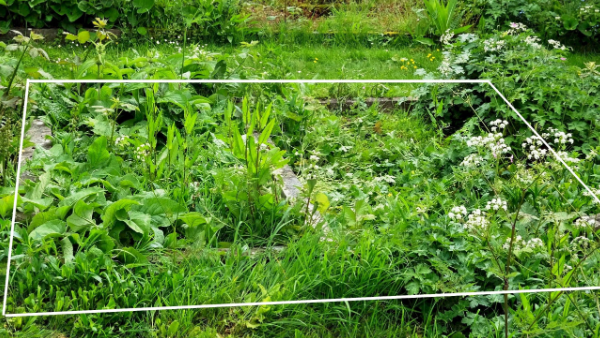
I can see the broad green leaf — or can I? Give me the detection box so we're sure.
[562,16,578,30]
[87,136,110,169]
[77,30,90,44]
[123,211,151,234]
[133,0,155,13]
[178,212,208,227]
[313,193,330,213]
[0,194,15,218]
[29,220,66,242]
[102,199,140,227]
[29,209,60,232]
[21,196,54,211]
[117,247,148,265]
[168,321,180,338]
[134,197,186,217]
[58,187,104,207]
[66,200,96,232]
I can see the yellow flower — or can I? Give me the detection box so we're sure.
[414,66,417,69]
[315,58,318,60]
[427,53,431,57]
[387,193,392,197]
[314,60,317,63]
[410,59,414,62]
[93,17,108,29]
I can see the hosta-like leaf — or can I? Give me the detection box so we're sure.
[102,199,140,227]
[58,187,104,207]
[87,136,110,169]
[29,219,66,242]
[66,200,96,232]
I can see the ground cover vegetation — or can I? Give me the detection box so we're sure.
[1,0,600,49]
[0,1,599,337]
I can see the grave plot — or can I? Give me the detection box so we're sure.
[5,81,600,315]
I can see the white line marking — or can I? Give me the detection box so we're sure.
[3,79,30,316]
[28,79,491,84]
[4,79,599,317]
[5,287,600,318]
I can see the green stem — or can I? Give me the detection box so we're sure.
[5,42,31,98]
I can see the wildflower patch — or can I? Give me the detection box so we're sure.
[4,79,600,318]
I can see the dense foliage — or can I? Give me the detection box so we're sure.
[0,0,251,43]
[0,3,599,337]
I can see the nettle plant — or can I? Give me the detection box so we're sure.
[63,18,118,78]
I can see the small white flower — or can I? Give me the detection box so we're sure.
[460,154,484,167]
[440,29,455,45]
[115,135,129,148]
[523,135,547,160]
[449,206,467,220]
[135,143,151,161]
[464,209,488,231]
[485,198,507,211]
[574,215,596,228]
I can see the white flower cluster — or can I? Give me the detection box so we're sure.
[454,50,471,64]
[524,35,542,49]
[135,143,151,161]
[506,22,528,35]
[373,175,396,184]
[580,5,598,14]
[543,128,574,146]
[556,151,580,163]
[572,236,591,250]
[190,181,201,195]
[586,149,597,160]
[489,119,508,132]
[502,236,544,250]
[583,185,600,198]
[485,198,507,211]
[457,33,479,43]
[460,154,484,167]
[448,205,467,220]
[522,136,547,160]
[465,209,489,231]
[213,138,227,148]
[483,38,506,52]
[467,133,511,157]
[115,135,129,148]
[438,60,453,76]
[440,29,455,45]
[574,215,596,228]
[548,39,567,51]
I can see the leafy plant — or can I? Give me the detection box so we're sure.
[423,0,472,38]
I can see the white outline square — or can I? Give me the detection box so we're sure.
[4,79,600,318]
